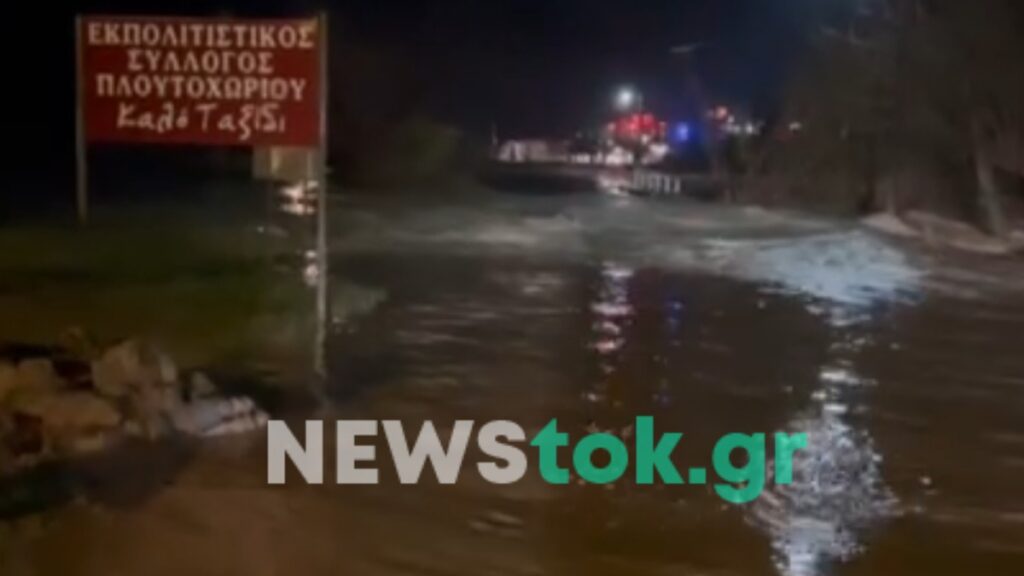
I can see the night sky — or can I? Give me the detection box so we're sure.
[8,0,818,192]
[333,0,813,135]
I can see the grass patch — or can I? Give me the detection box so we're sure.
[0,215,311,368]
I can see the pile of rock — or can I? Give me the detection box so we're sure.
[0,340,268,476]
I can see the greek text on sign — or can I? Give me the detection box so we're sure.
[81,16,321,147]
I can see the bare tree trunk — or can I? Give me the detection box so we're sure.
[972,115,1009,238]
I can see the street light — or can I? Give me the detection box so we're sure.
[616,87,637,111]
[614,86,645,168]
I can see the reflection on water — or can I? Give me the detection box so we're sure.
[752,303,899,576]
[588,263,634,388]
[577,255,903,575]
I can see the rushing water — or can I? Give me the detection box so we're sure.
[5,191,1024,576]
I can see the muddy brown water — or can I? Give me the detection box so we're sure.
[3,194,1023,576]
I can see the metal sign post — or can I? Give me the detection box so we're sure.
[314,12,330,380]
[78,13,331,380]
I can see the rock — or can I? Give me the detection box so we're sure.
[91,340,178,398]
[8,391,122,456]
[14,359,64,394]
[91,342,142,398]
[64,430,117,456]
[129,385,182,438]
[153,349,179,386]
[187,372,218,401]
[122,419,144,438]
[10,392,121,432]
[89,341,183,438]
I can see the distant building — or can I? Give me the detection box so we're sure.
[496,140,570,163]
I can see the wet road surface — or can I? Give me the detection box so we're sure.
[5,192,1024,576]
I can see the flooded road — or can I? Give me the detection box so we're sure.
[326,193,1024,575]
[6,192,1024,575]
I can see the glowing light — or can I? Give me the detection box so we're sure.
[616,87,637,110]
[674,122,692,143]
